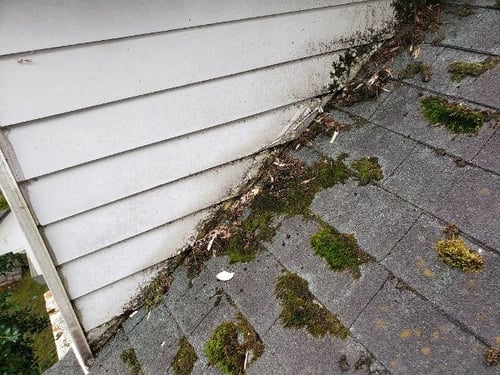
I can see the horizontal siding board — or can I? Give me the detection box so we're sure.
[25,101,314,225]
[73,268,157,332]
[0,0,394,125]
[44,157,256,265]
[59,209,210,299]
[0,0,368,56]
[9,53,334,180]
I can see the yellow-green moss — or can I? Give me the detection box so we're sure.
[120,348,143,375]
[484,347,500,366]
[310,226,371,274]
[204,313,264,375]
[448,57,499,82]
[172,337,197,375]
[275,272,349,338]
[435,224,484,272]
[0,194,9,211]
[398,62,432,82]
[350,157,383,185]
[421,96,486,134]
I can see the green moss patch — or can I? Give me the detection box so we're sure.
[172,337,197,375]
[0,194,9,211]
[398,62,432,82]
[448,57,499,82]
[421,96,486,134]
[275,272,349,338]
[251,154,351,218]
[218,154,351,264]
[205,313,264,375]
[224,230,262,264]
[187,150,383,268]
[484,347,500,366]
[436,224,484,272]
[350,157,383,185]
[120,348,143,375]
[310,225,371,275]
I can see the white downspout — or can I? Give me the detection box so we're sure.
[0,148,93,371]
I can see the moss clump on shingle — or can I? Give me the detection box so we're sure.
[275,272,349,338]
[484,347,500,366]
[311,226,371,274]
[350,157,383,185]
[435,224,484,272]
[205,314,264,375]
[399,62,432,82]
[447,57,499,82]
[120,348,143,375]
[172,337,197,375]
[250,154,351,219]
[224,229,261,264]
[421,96,486,134]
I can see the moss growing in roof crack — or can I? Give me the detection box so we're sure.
[457,3,473,17]
[120,348,143,375]
[205,313,264,375]
[275,271,349,338]
[435,224,484,272]
[447,57,499,82]
[398,62,432,82]
[350,157,383,185]
[172,337,197,375]
[421,96,486,134]
[311,225,371,275]
[142,270,173,309]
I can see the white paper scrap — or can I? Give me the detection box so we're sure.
[216,271,234,281]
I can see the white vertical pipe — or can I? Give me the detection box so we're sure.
[0,147,93,370]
